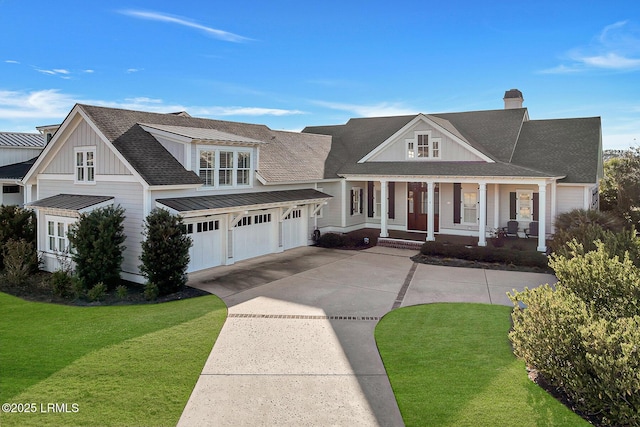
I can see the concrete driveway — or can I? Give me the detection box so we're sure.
[178,246,556,426]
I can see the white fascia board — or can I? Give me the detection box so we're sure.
[357,113,494,163]
[341,174,564,184]
[23,105,84,185]
[139,124,192,145]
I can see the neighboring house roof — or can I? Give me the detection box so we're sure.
[157,189,331,213]
[0,132,45,148]
[0,157,38,179]
[77,104,332,186]
[304,108,601,183]
[27,194,114,212]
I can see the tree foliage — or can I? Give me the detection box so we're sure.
[139,208,192,296]
[600,147,640,227]
[0,205,36,269]
[67,205,126,290]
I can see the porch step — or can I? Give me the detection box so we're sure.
[377,237,424,251]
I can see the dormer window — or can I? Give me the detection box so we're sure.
[407,132,441,160]
[198,148,253,188]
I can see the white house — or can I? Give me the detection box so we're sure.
[23,90,602,283]
[0,132,46,205]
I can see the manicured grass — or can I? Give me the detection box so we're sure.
[375,303,588,427]
[0,291,226,426]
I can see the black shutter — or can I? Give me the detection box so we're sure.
[367,181,374,218]
[350,189,354,215]
[359,188,364,214]
[388,182,395,219]
[532,192,539,221]
[453,183,461,224]
[510,192,517,220]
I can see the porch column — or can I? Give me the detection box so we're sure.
[380,180,388,238]
[493,184,500,230]
[478,183,487,247]
[426,181,435,241]
[550,181,557,234]
[537,183,547,252]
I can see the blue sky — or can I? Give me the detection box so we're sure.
[1,0,639,149]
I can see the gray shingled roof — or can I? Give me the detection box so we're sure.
[0,157,38,179]
[28,194,114,211]
[157,189,331,213]
[304,108,601,183]
[0,132,45,148]
[78,104,331,186]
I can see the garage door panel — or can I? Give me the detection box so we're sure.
[187,217,224,272]
[282,208,307,250]
[234,211,277,262]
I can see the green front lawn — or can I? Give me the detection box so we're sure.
[0,291,226,427]
[375,303,588,427]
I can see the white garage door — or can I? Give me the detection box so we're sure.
[282,208,307,250]
[187,218,224,272]
[234,211,277,262]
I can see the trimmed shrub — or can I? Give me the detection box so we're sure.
[139,209,191,296]
[50,270,73,298]
[116,284,128,299]
[316,232,346,248]
[67,205,126,290]
[87,282,107,302]
[2,239,39,286]
[144,282,159,301]
[509,242,640,426]
[0,205,36,269]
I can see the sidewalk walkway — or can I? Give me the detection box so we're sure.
[179,246,556,426]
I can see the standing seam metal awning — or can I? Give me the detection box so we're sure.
[156,189,331,215]
[26,194,114,214]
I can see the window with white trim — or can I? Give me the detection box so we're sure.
[407,132,441,159]
[75,147,95,183]
[198,148,252,188]
[45,216,75,253]
[462,192,477,224]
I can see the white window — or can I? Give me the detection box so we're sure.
[462,192,477,224]
[199,151,215,186]
[75,147,95,183]
[517,190,533,221]
[407,132,441,160]
[45,216,75,253]
[198,149,252,188]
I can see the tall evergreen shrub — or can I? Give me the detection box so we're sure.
[0,205,36,269]
[67,205,126,290]
[139,208,191,296]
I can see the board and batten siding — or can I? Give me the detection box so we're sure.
[368,121,484,162]
[556,185,589,215]
[0,147,43,167]
[42,120,131,176]
[37,179,145,279]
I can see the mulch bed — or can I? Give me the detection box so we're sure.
[411,253,555,274]
[0,271,209,306]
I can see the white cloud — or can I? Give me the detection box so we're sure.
[35,68,74,78]
[0,89,76,119]
[541,20,640,73]
[83,69,95,73]
[5,60,19,64]
[119,10,251,43]
[126,68,142,73]
[312,100,416,117]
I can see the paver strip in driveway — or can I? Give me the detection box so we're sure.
[179,246,557,426]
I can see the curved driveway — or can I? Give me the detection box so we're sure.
[178,246,556,426]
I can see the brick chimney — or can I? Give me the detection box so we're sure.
[503,89,524,109]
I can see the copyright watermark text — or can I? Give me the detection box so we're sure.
[2,402,79,413]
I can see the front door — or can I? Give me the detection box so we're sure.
[407,182,439,232]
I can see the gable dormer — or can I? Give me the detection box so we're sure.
[359,114,493,163]
[140,123,267,190]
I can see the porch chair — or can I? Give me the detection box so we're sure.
[524,221,539,238]
[501,220,519,238]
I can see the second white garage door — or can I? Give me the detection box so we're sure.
[233,211,278,262]
[187,217,224,272]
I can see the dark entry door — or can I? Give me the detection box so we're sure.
[407,182,439,231]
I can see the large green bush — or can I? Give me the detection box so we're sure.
[67,205,126,290]
[139,208,191,296]
[0,205,36,269]
[509,242,640,426]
